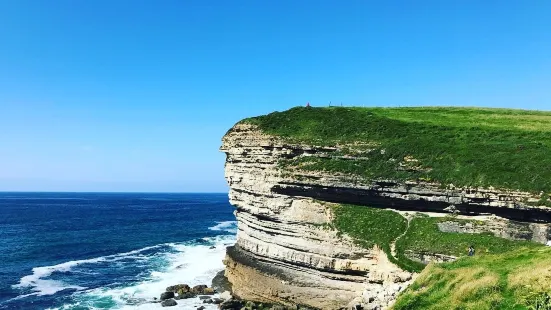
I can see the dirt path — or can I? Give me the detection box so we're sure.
[390,215,411,259]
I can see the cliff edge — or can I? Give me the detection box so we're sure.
[220,107,551,309]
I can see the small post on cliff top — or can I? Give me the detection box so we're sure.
[306,102,311,108]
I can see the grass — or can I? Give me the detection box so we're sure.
[332,204,407,262]
[244,106,551,193]
[395,216,540,266]
[331,204,543,273]
[392,247,551,310]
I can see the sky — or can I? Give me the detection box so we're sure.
[0,1,550,192]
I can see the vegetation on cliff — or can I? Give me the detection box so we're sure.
[392,247,551,310]
[245,106,551,194]
[332,204,542,273]
[396,216,538,262]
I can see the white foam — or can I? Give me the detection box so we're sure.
[14,244,164,296]
[208,221,237,234]
[50,235,236,309]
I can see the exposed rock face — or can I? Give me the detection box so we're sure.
[220,123,551,309]
[436,218,550,243]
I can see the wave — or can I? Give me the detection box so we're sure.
[13,244,167,296]
[47,235,235,310]
[208,221,237,234]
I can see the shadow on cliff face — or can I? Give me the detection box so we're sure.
[272,183,551,223]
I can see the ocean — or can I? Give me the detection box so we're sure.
[0,192,237,310]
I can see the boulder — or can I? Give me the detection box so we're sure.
[192,284,208,294]
[202,298,213,303]
[166,284,190,293]
[199,295,212,300]
[203,287,215,295]
[212,298,224,304]
[161,299,177,307]
[198,307,205,310]
[178,291,196,299]
[177,287,190,295]
[160,292,175,300]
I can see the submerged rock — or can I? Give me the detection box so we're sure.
[161,299,177,307]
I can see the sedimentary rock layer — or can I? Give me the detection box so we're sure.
[220,123,551,309]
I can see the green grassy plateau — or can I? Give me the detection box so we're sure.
[245,106,551,194]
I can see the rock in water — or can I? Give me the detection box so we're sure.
[191,284,208,294]
[211,270,232,293]
[160,292,175,300]
[161,299,177,307]
[212,298,224,304]
[197,307,205,310]
[203,287,215,295]
[166,284,190,293]
[178,291,196,299]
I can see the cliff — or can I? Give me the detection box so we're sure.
[220,107,551,310]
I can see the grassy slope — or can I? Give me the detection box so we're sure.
[332,204,541,273]
[334,204,546,309]
[392,247,551,310]
[396,216,538,259]
[245,106,551,194]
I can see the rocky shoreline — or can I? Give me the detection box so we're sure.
[154,271,318,309]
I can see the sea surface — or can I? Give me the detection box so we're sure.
[0,192,237,310]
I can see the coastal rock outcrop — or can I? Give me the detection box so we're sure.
[160,299,177,307]
[220,123,551,309]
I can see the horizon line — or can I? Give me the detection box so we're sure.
[0,191,229,194]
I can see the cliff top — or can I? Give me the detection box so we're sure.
[243,106,551,194]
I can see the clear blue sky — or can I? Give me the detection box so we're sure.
[0,1,550,192]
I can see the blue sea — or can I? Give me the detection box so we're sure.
[0,192,237,310]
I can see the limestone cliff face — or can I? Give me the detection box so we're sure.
[220,123,551,310]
